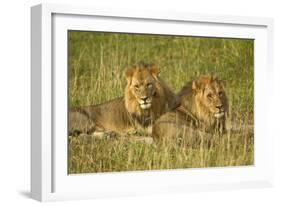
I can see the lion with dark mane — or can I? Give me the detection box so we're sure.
[69,63,175,137]
[152,74,228,143]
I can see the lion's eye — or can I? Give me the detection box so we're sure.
[134,85,139,89]
[218,91,223,97]
[207,93,212,99]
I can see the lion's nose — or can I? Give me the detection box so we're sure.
[216,104,223,110]
[140,97,148,102]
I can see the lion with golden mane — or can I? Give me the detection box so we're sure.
[152,74,228,143]
[69,63,175,137]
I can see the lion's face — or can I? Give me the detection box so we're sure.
[192,75,228,120]
[125,63,159,110]
[130,73,156,109]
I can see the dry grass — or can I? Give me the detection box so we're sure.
[68,31,254,174]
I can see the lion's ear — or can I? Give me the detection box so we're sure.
[192,80,199,91]
[192,80,205,93]
[125,68,134,84]
[150,64,160,78]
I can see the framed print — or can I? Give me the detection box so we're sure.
[31,3,274,202]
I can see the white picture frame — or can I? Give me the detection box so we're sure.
[31,3,274,202]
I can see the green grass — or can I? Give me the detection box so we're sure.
[68,31,254,174]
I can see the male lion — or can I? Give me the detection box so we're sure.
[152,74,228,143]
[69,63,175,137]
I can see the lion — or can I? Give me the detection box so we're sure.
[69,62,175,138]
[152,74,228,143]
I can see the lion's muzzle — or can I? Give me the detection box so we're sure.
[214,104,225,118]
[139,97,152,109]
[214,111,225,118]
[214,107,225,119]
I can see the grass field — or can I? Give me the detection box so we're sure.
[68,31,254,174]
